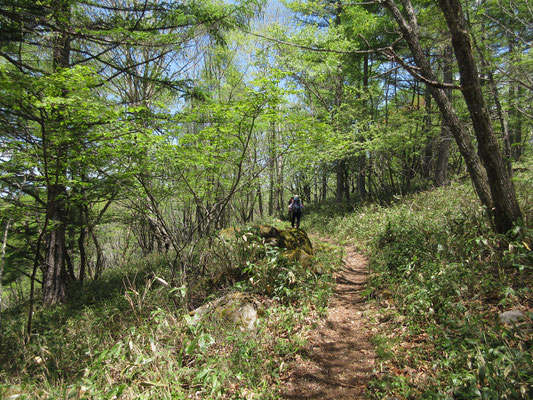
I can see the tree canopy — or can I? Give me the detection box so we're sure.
[0,0,530,309]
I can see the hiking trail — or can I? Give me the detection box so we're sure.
[282,241,377,399]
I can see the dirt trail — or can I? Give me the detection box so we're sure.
[282,244,376,399]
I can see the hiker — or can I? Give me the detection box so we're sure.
[289,195,303,228]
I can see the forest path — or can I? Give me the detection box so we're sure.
[282,239,376,399]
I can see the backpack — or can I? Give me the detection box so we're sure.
[292,198,302,211]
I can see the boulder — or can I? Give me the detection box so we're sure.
[255,225,314,255]
[219,227,241,240]
[499,310,526,324]
[191,292,263,332]
[284,248,316,268]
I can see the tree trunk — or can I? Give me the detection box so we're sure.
[511,85,523,160]
[277,155,285,213]
[437,0,522,233]
[91,229,104,280]
[42,0,71,305]
[0,217,12,331]
[314,170,319,204]
[487,69,512,175]
[357,52,369,200]
[43,185,68,305]
[78,205,87,285]
[268,120,277,215]
[333,2,346,203]
[383,0,493,222]
[434,45,453,187]
[334,68,346,203]
[268,163,274,216]
[321,166,328,202]
[508,39,523,161]
[257,182,263,220]
[473,10,513,176]
[422,81,433,180]
[388,163,397,195]
[356,155,366,199]
[336,160,346,202]
[303,183,311,204]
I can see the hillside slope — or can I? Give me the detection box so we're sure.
[306,166,532,398]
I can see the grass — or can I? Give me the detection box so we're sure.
[0,224,343,399]
[305,159,533,399]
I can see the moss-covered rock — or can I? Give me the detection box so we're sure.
[190,292,263,332]
[255,225,314,255]
[219,227,241,240]
[297,251,315,269]
[283,247,316,269]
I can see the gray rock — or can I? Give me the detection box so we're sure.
[499,310,525,324]
[191,292,262,332]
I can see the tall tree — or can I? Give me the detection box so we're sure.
[0,0,264,306]
[436,0,522,233]
[380,0,522,233]
[41,0,71,305]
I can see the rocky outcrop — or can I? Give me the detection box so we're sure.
[256,225,314,256]
[190,292,264,332]
[255,225,315,269]
[499,310,526,324]
[219,227,240,241]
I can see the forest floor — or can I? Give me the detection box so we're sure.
[282,240,377,399]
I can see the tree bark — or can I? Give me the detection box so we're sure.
[434,45,453,187]
[277,153,285,213]
[91,228,104,280]
[42,0,71,305]
[508,39,523,161]
[487,68,512,175]
[0,217,12,331]
[473,8,513,176]
[334,2,346,203]
[321,166,328,202]
[422,81,433,180]
[357,52,369,200]
[268,162,274,216]
[268,119,276,215]
[511,85,523,160]
[78,207,87,285]
[257,182,263,220]
[437,0,522,233]
[356,155,366,199]
[336,160,346,202]
[42,184,68,305]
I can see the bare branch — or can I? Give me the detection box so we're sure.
[481,12,531,45]
[242,29,378,55]
[515,106,533,119]
[382,47,462,90]
[373,64,402,79]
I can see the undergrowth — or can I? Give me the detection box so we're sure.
[0,225,341,399]
[307,165,533,399]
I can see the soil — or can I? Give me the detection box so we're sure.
[282,243,377,399]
